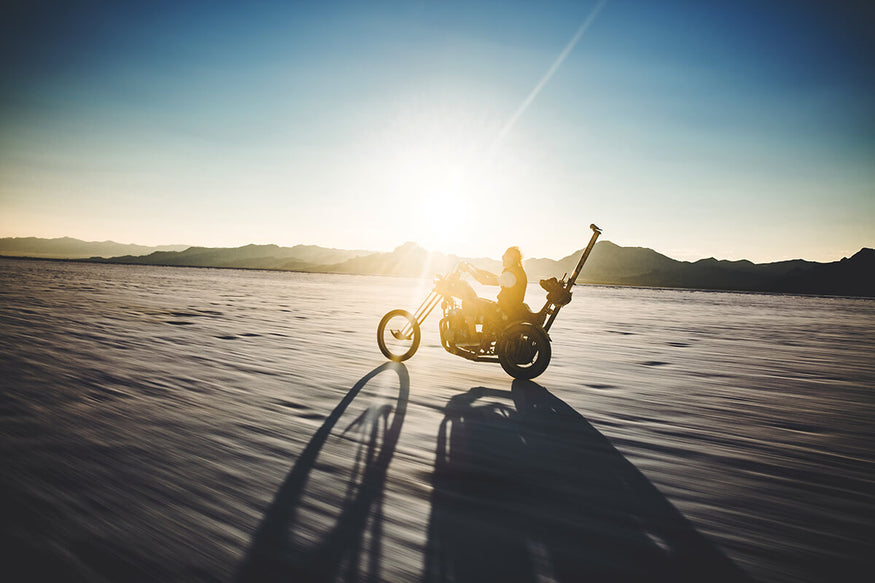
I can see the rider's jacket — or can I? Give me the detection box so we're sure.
[497,263,527,316]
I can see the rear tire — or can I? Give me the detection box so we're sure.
[498,322,551,379]
[377,309,421,362]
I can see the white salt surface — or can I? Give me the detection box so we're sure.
[1,258,872,582]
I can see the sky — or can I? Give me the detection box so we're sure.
[1,0,873,263]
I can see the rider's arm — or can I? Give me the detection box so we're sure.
[465,263,498,286]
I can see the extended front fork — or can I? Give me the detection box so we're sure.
[394,290,442,340]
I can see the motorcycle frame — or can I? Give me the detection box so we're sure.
[402,224,602,363]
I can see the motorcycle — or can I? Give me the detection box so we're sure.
[377,224,602,379]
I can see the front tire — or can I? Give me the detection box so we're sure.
[498,322,551,379]
[377,309,421,362]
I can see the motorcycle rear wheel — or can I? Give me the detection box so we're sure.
[498,322,551,379]
[377,309,421,362]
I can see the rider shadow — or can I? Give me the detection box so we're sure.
[424,381,751,583]
[236,362,409,583]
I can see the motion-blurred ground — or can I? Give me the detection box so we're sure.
[1,258,873,582]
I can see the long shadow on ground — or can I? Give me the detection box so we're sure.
[236,362,408,582]
[424,380,752,583]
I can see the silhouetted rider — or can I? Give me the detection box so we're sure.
[462,246,527,320]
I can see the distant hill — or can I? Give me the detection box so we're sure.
[553,242,874,296]
[525,241,682,284]
[526,241,872,296]
[771,248,875,296]
[0,237,188,259]
[103,243,369,270]
[3,236,872,297]
[313,242,458,276]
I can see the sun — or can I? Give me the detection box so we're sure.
[414,188,473,251]
[365,103,518,253]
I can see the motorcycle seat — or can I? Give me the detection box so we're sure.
[505,303,544,326]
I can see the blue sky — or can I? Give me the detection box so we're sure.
[1,0,873,262]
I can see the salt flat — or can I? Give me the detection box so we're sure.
[1,258,872,582]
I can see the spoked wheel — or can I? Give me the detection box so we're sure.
[498,322,551,379]
[377,309,421,362]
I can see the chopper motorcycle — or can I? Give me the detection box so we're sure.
[376,224,602,379]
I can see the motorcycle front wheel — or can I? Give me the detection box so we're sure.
[377,309,421,362]
[498,322,551,379]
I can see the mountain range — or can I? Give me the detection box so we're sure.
[2,236,872,297]
[0,237,189,259]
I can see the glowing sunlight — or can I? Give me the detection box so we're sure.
[416,188,472,251]
[367,104,511,256]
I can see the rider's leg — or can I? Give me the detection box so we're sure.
[475,303,504,350]
[449,281,481,341]
[468,299,500,346]
[461,299,480,341]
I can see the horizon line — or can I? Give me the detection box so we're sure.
[1,233,871,265]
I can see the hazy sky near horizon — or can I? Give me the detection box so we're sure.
[1,0,873,262]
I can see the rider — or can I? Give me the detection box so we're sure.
[464,246,527,319]
[450,246,527,342]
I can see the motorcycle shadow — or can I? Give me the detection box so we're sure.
[236,362,409,583]
[424,381,751,583]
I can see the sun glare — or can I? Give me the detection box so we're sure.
[367,106,508,254]
[417,188,472,251]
